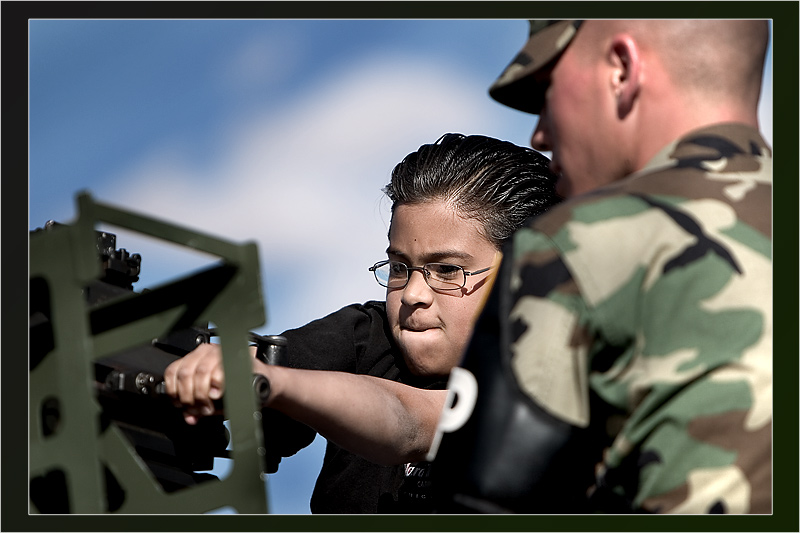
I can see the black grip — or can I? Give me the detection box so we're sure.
[250,334,288,366]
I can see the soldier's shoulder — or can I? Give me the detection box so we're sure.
[528,186,645,237]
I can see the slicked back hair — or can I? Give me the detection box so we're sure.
[384,133,561,248]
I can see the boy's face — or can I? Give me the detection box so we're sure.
[385,200,498,377]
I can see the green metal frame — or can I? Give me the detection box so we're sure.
[30,191,270,514]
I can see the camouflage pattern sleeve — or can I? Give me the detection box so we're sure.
[507,123,772,513]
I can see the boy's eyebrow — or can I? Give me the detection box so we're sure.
[385,248,475,264]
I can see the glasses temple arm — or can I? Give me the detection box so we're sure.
[464,266,493,276]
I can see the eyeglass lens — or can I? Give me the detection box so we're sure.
[375,261,465,290]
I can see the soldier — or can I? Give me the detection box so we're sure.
[429,20,772,514]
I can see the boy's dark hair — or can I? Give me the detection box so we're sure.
[385,133,561,247]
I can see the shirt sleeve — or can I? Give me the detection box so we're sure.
[262,302,398,470]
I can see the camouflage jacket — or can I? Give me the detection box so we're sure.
[432,123,772,514]
[511,123,772,513]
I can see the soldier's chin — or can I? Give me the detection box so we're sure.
[555,173,572,198]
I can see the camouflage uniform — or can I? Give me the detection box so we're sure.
[431,123,772,514]
[510,123,772,513]
[431,20,772,514]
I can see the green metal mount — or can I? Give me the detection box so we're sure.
[29,191,270,514]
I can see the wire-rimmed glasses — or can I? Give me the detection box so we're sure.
[368,260,492,291]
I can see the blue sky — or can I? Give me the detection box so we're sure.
[29,19,773,515]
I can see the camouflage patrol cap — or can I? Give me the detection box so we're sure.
[489,20,583,115]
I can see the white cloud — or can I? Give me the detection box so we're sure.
[96,52,502,333]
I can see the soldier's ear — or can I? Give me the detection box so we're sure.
[608,34,641,118]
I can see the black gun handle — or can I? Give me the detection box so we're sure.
[250,334,288,366]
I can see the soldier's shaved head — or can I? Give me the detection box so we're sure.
[524,19,769,196]
[582,20,768,108]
